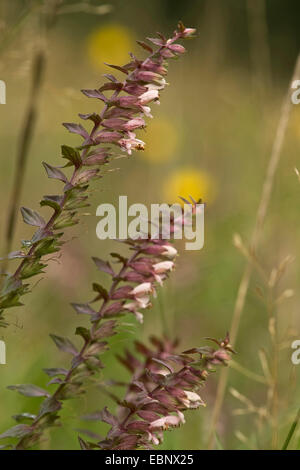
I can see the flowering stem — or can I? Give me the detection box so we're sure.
[15,248,141,449]
[0,24,193,330]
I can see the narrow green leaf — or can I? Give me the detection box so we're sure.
[61,145,82,168]
[75,327,91,342]
[282,408,300,450]
[40,195,63,213]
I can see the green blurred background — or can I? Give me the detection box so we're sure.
[0,0,300,450]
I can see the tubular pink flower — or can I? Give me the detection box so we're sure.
[138,89,160,105]
[149,414,182,430]
[180,391,205,409]
[118,131,145,154]
[161,245,178,259]
[130,282,153,296]
[123,302,144,323]
[181,27,196,37]
[153,261,174,274]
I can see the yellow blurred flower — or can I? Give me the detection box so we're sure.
[87,24,135,71]
[143,118,179,163]
[163,168,217,204]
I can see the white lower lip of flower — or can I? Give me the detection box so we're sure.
[133,311,143,323]
[131,282,153,296]
[157,369,169,376]
[135,295,150,309]
[147,432,160,446]
[153,261,174,274]
[139,91,155,102]
[181,390,205,408]
[124,299,149,315]
[139,89,160,104]
[162,245,178,258]
[150,415,181,430]
[146,83,164,91]
[141,106,153,118]
[177,411,185,424]
[124,301,138,311]
[154,274,164,286]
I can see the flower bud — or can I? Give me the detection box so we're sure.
[168,44,186,54]
[123,117,146,131]
[116,96,139,108]
[96,130,122,143]
[134,70,161,82]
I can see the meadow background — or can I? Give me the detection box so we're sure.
[0,0,300,449]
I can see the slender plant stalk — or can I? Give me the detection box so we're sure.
[0,0,40,56]
[229,359,266,385]
[265,283,280,449]
[2,51,45,273]
[282,408,300,450]
[1,0,62,273]
[207,52,300,449]
[246,0,272,103]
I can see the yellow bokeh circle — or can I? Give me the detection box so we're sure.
[87,24,135,71]
[163,168,217,205]
[143,118,179,163]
